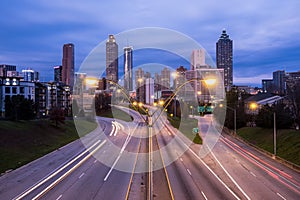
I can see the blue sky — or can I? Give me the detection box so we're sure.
[0,0,300,86]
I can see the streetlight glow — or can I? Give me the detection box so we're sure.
[85,78,98,86]
[204,78,216,86]
[250,102,258,110]
[159,100,164,106]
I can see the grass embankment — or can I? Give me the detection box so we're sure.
[97,107,133,122]
[237,127,300,165]
[0,119,97,174]
[167,116,202,144]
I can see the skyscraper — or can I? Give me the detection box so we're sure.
[216,29,233,91]
[62,43,74,87]
[161,67,170,90]
[54,65,63,82]
[106,35,118,86]
[273,70,285,95]
[190,49,207,70]
[135,68,145,102]
[124,46,133,91]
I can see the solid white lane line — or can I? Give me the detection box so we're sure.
[56,194,62,200]
[109,124,115,136]
[186,169,192,176]
[103,125,134,182]
[13,140,102,200]
[250,171,256,177]
[201,191,208,200]
[276,193,286,200]
[79,173,85,179]
[185,145,240,200]
[32,140,107,200]
[104,153,122,182]
[209,146,251,200]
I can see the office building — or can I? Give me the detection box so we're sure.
[54,65,63,82]
[135,68,145,102]
[161,67,171,90]
[106,35,118,86]
[0,64,17,77]
[216,29,233,91]
[98,77,107,90]
[273,70,285,95]
[145,78,154,105]
[62,43,74,88]
[262,79,274,93]
[21,69,39,82]
[124,46,133,91]
[190,49,207,70]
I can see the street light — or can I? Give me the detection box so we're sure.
[204,78,216,86]
[250,102,277,157]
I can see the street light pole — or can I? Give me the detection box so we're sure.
[273,112,277,157]
[249,102,277,158]
[174,96,176,118]
[233,108,237,135]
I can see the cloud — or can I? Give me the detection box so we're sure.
[0,0,299,83]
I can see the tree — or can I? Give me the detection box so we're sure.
[255,103,293,129]
[95,92,111,115]
[49,107,65,127]
[286,81,300,128]
[4,95,36,120]
[72,99,79,116]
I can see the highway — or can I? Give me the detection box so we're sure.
[0,107,299,200]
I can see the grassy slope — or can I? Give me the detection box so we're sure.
[0,120,97,173]
[97,107,133,122]
[237,127,300,165]
[167,116,202,144]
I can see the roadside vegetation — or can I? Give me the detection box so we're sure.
[167,116,202,144]
[237,127,300,165]
[97,106,133,122]
[0,119,97,174]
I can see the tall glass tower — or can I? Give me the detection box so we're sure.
[106,35,119,85]
[124,46,133,91]
[216,29,233,91]
[62,43,74,88]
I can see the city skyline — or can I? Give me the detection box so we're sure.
[0,0,299,86]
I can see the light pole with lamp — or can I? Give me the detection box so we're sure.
[249,102,277,157]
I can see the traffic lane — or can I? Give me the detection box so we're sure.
[0,120,109,200]
[156,126,236,200]
[41,121,143,200]
[156,132,206,200]
[215,136,300,200]
[222,133,300,185]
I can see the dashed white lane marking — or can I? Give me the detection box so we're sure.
[180,158,183,162]
[250,171,256,177]
[235,159,240,163]
[79,173,85,179]
[94,160,97,163]
[186,169,192,176]
[201,191,208,200]
[56,194,62,200]
[276,192,286,200]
